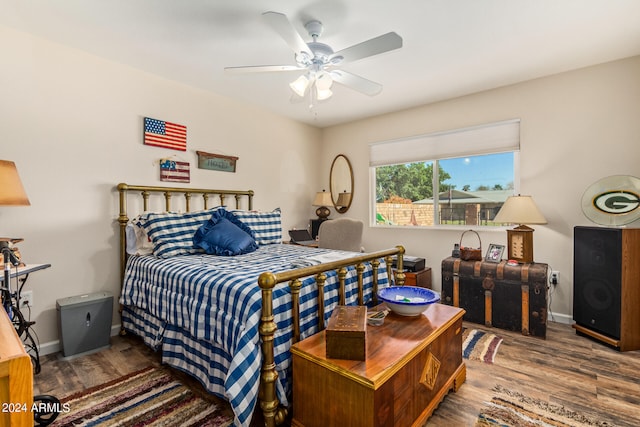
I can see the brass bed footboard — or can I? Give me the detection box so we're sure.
[257,246,405,427]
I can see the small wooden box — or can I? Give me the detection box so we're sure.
[326,305,367,360]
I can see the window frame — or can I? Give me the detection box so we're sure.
[369,120,521,229]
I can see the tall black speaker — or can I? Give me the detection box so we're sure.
[573,226,640,351]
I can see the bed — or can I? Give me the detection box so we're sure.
[116,183,406,427]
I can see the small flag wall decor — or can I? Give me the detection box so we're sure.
[160,159,190,183]
[144,117,187,151]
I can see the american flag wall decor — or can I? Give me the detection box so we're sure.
[160,159,190,183]
[144,117,187,151]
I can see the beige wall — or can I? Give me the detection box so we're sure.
[0,26,322,348]
[3,22,639,349]
[321,55,640,323]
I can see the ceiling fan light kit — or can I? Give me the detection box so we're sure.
[290,69,334,101]
[225,11,402,106]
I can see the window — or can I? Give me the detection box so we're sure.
[370,120,520,227]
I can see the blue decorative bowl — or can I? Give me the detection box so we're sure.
[377,286,440,316]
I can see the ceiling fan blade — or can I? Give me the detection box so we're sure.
[330,70,383,96]
[262,11,313,58]
[330,32,402,65]
[225,65,304,73]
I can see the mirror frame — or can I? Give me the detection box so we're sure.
[329,154,354,214]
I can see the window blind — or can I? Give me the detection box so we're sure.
[369,119,520,167]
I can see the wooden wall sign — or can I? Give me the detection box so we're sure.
[196,151,238,173]
[160,159,190,183]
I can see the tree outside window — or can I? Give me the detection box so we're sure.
[374,152,515,227]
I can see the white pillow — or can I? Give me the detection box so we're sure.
[125,220,154,256]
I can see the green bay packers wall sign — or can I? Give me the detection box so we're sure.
[582,175,640,226]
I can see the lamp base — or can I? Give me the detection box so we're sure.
[315,206,330,220]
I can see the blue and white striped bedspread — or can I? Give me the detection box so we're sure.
[120,244,390,427]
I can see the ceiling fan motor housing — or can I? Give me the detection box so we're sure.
[305,20,323,39]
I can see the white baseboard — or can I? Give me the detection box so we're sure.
[38,324,123,356]
[548,312,573,325]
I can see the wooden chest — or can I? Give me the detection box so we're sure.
[291,304,466,427]
[441,257,549,338]
[326,305,367,360]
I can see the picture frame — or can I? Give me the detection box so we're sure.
[485,243,505,263]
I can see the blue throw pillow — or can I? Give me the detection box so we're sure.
[193,209,258,256]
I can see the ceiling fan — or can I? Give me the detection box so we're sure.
[225,11,403,103]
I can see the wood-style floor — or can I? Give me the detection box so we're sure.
[34,321,640,426]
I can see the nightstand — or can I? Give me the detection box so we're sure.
[394,267,432,288]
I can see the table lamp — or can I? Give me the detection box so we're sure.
[1,160,30,304]
[336,191,351,209]
[0,160,30,206]
[313,190,333,220]
[493,195,547,263]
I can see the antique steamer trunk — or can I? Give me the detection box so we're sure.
[441,257,549,338]
[326,305,367,360]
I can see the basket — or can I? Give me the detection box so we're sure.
[459,229,482,261]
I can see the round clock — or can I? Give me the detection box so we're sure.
[581,175,640,226]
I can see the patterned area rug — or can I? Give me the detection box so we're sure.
[476,385,612,426]
[52,366,234,427]
[463,329,503,364]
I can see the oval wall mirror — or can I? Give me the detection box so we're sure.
[329,154,354,214]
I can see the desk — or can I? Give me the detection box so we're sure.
[0,263,52,283]
[291,303,465,427]
[286,241,319,248]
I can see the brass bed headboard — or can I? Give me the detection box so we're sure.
[116,183,254,282]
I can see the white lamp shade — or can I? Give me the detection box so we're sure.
[0,160,30,206]
[313,190,333,207]
[315,71,333,90]
[316,88,333,100]
[289,75,309,97]
[493,195,547,225]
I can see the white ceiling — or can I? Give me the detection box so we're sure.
[3,0,640,128]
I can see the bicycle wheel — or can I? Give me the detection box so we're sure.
[33,395,61,426]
